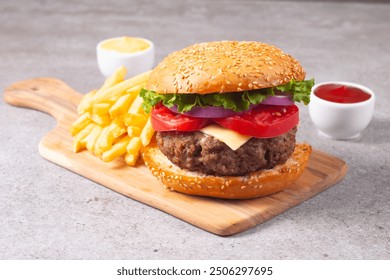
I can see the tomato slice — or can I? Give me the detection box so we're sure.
[151,103,299,137]
[151,104,210,131]
[213,105,299,138]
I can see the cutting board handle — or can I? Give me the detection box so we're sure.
[3,77,81,122]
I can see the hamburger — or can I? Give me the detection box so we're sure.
[141,41,314,199]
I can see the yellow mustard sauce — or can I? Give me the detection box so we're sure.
[101,37,150,53]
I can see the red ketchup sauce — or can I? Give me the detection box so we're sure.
[315,84,371,103]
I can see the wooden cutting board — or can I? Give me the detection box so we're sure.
[3,78,348,236]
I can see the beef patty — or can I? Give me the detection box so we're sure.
[156,127,297,176]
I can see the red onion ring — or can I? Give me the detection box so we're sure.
[261,95,294,106]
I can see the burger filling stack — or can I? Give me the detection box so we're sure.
[141,41,314,199]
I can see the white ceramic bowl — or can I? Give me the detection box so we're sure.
[96,37,155,78]
[309,81,375,140]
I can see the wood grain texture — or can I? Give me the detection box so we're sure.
[3,78,348,236]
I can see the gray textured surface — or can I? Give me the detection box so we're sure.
[1,0,389,259]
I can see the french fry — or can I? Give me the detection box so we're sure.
[116,115,126,127]
[98,66,127,93]
[102,84,143,105]
[93,126,113,156]
[125,137,142,166]
[77,67,126,115]
[70,112,91,136]
[127,96,145,114]
[93,71,151,103]
[127,126,142,137]
[71,67,152,166]
[85,125,102,152]
[102,136,130,162]
[91,103,111,125]
[94,119,126,156]
[109,93,135,119]
[125,153,139,166]
[127,136,142,154]
[140,117,155,147]
[110,118,126,138]
[72,123,95,152]
[93,103,111,115]
[77,90,97,115]
[91,113,111,126]
[124,113,147,128]
[126,83,144,94]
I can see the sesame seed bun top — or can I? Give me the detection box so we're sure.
[146,41,306,94]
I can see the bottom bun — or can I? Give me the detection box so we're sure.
[143,142,312,199]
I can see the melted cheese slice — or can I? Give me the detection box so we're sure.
[200,124,252,151]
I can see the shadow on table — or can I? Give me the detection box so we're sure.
[352,117,390,145]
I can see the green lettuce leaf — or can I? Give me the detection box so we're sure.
[276,78,315,105]
[140,78,315,113]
